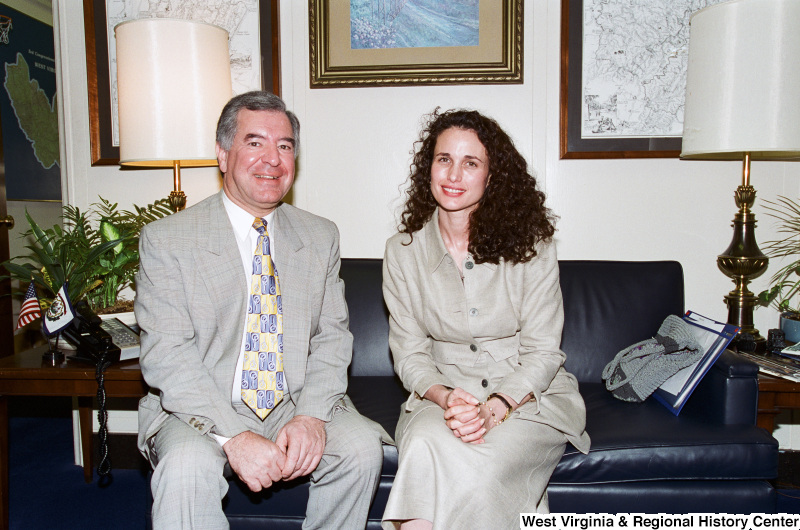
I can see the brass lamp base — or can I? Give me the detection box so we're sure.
[169,190,187,212]
[717,154,768,346]
[168,160,187,212]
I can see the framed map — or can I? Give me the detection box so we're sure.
[84,0,281,166]
[310,0,523,88]
[559,0,722,159]
[0,4,61,201]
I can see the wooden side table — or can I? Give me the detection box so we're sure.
[757,373,800,433]
[0,346,148,530]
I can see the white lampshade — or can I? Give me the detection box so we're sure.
[681,0,800,160]
[115,18,232,167]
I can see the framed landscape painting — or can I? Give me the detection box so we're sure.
[309,0,523,88]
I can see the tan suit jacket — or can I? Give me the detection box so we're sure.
[383,210,590,452]
[135,191,352,454]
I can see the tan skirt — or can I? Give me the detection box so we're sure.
[382,401,567,530]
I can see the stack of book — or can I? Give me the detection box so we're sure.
[737,342,800,382]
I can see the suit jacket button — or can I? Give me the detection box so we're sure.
[465,261,474,270]
[470,344,478,352]
[189,418,196,425]
[481,379,488,388]
[469,308,478,316]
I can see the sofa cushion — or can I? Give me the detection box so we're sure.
[341,259,394,377]
[548,480,776,515]
[348,375,405,476]
[551,384,778,484]
[559,261,684,384]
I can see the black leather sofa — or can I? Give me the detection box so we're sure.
[169,259,779,528]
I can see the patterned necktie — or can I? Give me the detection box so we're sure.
[241,218,285,420]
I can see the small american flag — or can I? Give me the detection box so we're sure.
[16,281,41,329]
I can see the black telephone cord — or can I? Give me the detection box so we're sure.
[95,350,113,484]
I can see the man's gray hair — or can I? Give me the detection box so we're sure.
[215,91,300,153]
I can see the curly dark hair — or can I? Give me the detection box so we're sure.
[399,108,556,264]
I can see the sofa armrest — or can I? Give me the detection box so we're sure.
[679,349,759,425]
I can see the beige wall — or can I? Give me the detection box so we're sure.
[51,1,800,447]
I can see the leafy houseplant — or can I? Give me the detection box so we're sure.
[2,197,172,315]
[757,196,800,339]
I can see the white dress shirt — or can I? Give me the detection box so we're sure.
[213,192,281,444]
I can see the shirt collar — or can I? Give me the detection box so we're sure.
[221,192,275,243]
[424,208,497,273]
[425,209,450,274]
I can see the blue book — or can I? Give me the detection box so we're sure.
[651,311,739,415]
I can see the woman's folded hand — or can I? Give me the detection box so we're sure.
[444,387,486,444]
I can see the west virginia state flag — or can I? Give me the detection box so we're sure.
[42,283,75,336]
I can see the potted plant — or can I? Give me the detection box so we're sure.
[1,197,172,319]
[757,196,800,341]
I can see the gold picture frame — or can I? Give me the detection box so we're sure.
[309,0,523,88]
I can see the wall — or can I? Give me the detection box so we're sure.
[52,1,800,447]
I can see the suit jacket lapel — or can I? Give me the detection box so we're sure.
[195,193,247,340]
[273,205,313,391]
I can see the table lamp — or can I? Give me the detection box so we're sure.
[681,0,800,345]
[115,18,232,212]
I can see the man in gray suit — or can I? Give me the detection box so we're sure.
[135,91,383,529]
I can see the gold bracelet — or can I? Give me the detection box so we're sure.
[479,401,502,426]
[487,393,512,423]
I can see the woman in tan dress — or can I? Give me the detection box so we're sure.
[381,109,591,530]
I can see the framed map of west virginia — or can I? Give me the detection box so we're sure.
[0,4,61,201]
[559,0,724,159]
